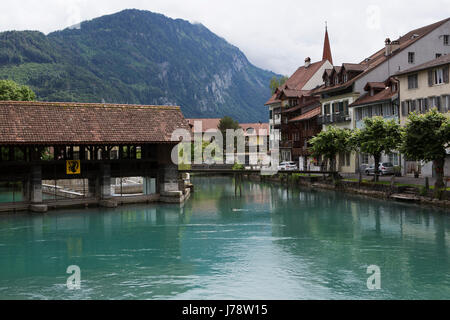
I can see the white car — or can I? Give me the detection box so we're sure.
[278,161,298,171]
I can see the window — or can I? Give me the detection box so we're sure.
[383,103,392,117]
[442,95,449,113]
[422,98,429,113]
[345,152,351,167]
[408,52,415,64]
[362,106,369,119]
[362,153,369,165]
[335,76,339,85]
[324,104,330,115]
[374,104,382,116]
[333,102,339,114]
[408,74,418,89]
[389,153,399,166]
[355,108,362,121]
[343,74,348,83]
[444,35,449,46]
[436,53,442,59]
[435,68,444,85]
[343,100,349,115]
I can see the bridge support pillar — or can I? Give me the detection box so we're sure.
[30,165,42,203]
[159,164,185,203]
[143,177,156,195]
[100,164,112,199]
[158,164,180,193]
[29,165,47,213]
[88,177,98,198]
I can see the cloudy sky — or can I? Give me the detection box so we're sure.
[1,0,450,75]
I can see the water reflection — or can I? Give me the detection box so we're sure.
[0,176,448,299]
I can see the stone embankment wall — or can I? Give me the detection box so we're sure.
[243,173,450,210]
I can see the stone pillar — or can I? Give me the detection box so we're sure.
[30,165,42,203]
[22,180,30,201]
[143,177,156,195]
[100,163,111,199]
[29,165,47,213]
[88,177,98,198]
[158,164,184,203]
[158,164,180,193]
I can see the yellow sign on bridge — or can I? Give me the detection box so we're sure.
[66,160,81,175]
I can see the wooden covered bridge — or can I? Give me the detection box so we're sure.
[0,101,191,213]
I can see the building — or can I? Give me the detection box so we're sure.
[187,118,270,165]
[316,17,450,173]
[396,54,450,177]
[350,77,401,171]
[0,101,192,212]
[264,27,334,164]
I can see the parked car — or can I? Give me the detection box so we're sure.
[365,162,395,176]
[278,161,298,171]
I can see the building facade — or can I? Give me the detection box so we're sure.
[315,17,450,173]
[265,27,334,163]
[396,54,450,177]
[350,78,401,171]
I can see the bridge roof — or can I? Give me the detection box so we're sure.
[0,101,190,145]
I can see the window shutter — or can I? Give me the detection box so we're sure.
[444,66,449,83]
[428,70,434,86]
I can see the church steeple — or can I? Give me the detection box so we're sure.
[322,23,333,64]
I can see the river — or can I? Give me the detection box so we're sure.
[0,176,448,299]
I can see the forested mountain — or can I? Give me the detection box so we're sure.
[0,9,279,122]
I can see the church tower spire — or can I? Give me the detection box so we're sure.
[322,22,333,64]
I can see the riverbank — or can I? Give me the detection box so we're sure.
[244,173,450,211]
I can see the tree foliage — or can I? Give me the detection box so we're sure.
[218,116,240,134]
[309,126,353,171]
[0,79,36,101]
[352,117,402,181]
[269,75,289,94]
[400,109,450,190]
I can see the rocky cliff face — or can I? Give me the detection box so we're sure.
[0,9,279,122]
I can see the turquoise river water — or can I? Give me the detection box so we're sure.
[0,176,448,299]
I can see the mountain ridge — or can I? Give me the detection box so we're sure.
[0,9,279,122]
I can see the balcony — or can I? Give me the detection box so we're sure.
[318,113,351,125]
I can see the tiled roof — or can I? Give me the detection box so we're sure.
[349,88,397,107]
[0,101,190,145]
[317,17,450,94]
[264,93,281,106]
[284,60,328,91]
[289,107,321,122]
[364,82,386,90]
[396,53,450,76]
[240,123,270,136]
[264,60,326,105]
[342,63,368,72]
[187,118,221,132]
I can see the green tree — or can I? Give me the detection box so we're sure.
[352,117,402,181]
[0,79,36,101]
[309,126,353,172]
[218,116,241,156]
[269,75,289,94]
[218,116,240,135]
[400,109,450,191]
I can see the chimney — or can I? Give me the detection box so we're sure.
[305,57,311,68]
[385,38,392,56]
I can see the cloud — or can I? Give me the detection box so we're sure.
[1,0,449,75]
